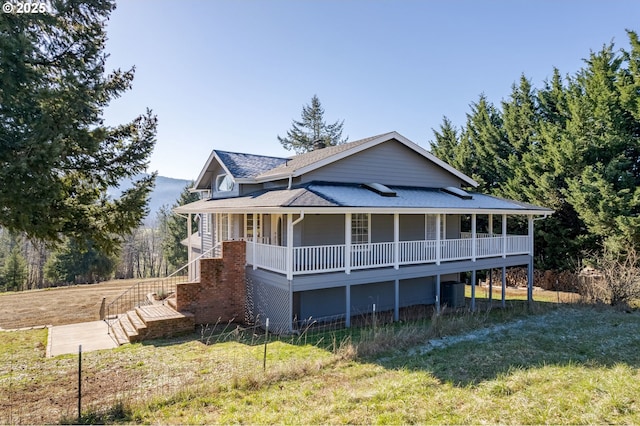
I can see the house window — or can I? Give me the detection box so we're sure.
[246,214,261,242]
[216,174,234,192]
[219,213,229,241]
[351,213,370,245]
[426,214,445,240]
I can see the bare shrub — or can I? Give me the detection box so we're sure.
[576,247,640,307]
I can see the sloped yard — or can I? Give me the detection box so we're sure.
[1,303,639,424]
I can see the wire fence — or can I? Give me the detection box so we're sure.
[0,316,358,425]
[0,283,590,425]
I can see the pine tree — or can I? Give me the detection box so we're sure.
[564,34,640,252]
[0,1,156,254]
[429,117,461,166]
[2,246,27,291]
[460,95,510,192]
[278,95,347,153]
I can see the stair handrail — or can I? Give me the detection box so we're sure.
[103,243,221,336]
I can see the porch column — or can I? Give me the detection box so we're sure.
[488,269,493,310]
[345,284,351,327]
[471,269,476,312]
[394,279,399,321]
[252,213,257,270]
[435,274,441,314]
[501,266,506,308]
[527,215,534,306]
[471,213,477,262]
[344,213,351,274]
[436,214,441,265]
[489,214,493,236]
[286,213,293,280]
[502,214,507,258]
[393,213,399,269]
[187,213,193,281]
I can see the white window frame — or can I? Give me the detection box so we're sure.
[425,214,445,240]
[351,213,370,245]
[245,213,262,242]
[215,174,234,192]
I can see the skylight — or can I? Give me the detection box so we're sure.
[442,186,473,200]
[362,183,396,197]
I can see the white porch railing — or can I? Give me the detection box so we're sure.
[247,234,530,276]
[248,242,287,274]
[293,244,345,273]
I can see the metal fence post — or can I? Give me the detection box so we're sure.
[78,345,82,424]
[263,318,269,371]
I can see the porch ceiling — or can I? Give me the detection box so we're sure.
[174,182,554,216]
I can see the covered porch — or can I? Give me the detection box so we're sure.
[243,211,537,280]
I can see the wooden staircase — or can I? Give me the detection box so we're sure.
[109,304,195,346]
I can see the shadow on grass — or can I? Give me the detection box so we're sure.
[363,301,640,387]
[133,296,640,390]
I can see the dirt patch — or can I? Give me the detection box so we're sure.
[0,279,152,329]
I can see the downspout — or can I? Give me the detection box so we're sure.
[287,174,293,190]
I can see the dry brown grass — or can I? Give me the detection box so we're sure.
[0,279,154,329]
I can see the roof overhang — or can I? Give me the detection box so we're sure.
[174,204,553,217]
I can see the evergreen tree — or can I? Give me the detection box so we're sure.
[44,238,116,284]
[278,95,347,153]
[0,1,156,254]
[429,117,461,167]
[460,94,510,192]
[161,183,199,272]
[2,246,27,291]
[563,34,640,252]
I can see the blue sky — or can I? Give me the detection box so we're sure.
[103,0,640,180]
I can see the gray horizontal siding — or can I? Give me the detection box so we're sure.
[301,140,464,187]
[300,214,345,246]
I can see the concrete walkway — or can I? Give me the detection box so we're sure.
[47,321,118,357]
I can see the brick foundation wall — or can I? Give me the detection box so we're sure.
[175,241,247,325]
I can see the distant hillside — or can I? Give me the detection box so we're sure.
[107,175,192,223]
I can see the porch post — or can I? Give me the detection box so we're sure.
[345,213,351,274]
[527,215,534,306]
[393,213,399,269]
[471,269,476,312]
[501,266,506,308]
[286,213,293,280]
[502,214,507,258]
[345,284,351,327]
[187,213,192,281]
[252,213,257,270]
[394,279,399,321]
[489,214,493,236]
[436,214,441,265]
[435,274,441,314]
[471,213,477,262]
[488,269,493,310]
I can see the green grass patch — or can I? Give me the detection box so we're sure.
[2,304,640,424]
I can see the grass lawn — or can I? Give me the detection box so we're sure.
[1,302,639,424]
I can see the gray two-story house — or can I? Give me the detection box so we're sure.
[175,131,552,332]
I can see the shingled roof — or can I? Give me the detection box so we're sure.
[175,182,554,214]
[214,151,287,179]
